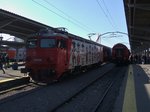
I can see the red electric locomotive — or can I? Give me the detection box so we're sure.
[112,43,130,65]
[22,28,110,83]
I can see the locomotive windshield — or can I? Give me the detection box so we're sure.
[26,38,37,48]
[40,39,56,48]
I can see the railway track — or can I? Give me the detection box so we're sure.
[0,81,44,95]
[0,76,30,92]
[0,64,112,101]
[50,66,127,112]
[0,81,46,104]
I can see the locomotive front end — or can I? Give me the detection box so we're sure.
[23,29,69,83]
[25,37,58,82]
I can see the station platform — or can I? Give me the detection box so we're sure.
[0,62,26,81]
[113,64,150,112]
[0,62,29,91]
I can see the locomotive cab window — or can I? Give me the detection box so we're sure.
[26,39,37,48]
[40,39,56,48]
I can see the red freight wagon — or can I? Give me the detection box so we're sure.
[112,43,130,65]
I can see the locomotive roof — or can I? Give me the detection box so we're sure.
[112,43,128,49]
[28,29,69,39]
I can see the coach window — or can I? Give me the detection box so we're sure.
[77,43,80,47]
[72,42,75,48]
[82,44,84,48]
[40,39,56,48]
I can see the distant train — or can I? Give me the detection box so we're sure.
[0,47,26,61]
[112,43,130,65]
[22,29,111,83]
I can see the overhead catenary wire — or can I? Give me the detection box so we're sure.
[43,0,96,32]
[32,0,95,33]
[96,0,116,30]
[100,0,117,29]
[95,0,128,47]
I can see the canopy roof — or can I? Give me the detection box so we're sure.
[124,0,150,53]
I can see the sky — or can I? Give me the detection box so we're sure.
[0,0,130,49]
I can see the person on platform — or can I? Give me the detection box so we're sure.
[0,55,5,74]
[5,53,9,68]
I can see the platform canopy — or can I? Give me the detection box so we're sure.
[0,9,55,47]
[0,9,85,48]
[124,0,150,53]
